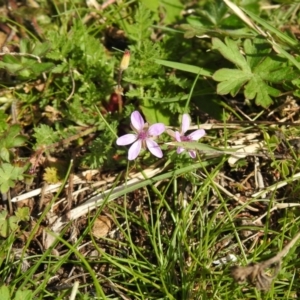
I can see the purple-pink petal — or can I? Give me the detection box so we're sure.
[188,129,206,141]
[175,131,182,142]
[177,147,184,154]
[146,139,163,158]
[188,150,196,159]
[166,129,176,138]
[116,134,137,146]
[131,111,144,132]
[128,140,142,160]
[181,114,191,134]
[148,123,165,136]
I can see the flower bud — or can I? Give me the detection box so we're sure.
[120,50,130,71]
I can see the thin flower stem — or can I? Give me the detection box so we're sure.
[184,71,201,113]
[95,105,118,139]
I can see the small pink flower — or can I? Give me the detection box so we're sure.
[116,111,165,160]
[168,114,205,159]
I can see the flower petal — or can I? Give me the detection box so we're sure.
[166,129,176,139]
[188,129,206,141]
[128,140,142,160]
[175,131,182,142]
[148,123,165,136]
[131,111,144,132]
[181,114,191,134]
[116,134,137,146]
[146,139,163,158]
[188,150,196,159]
[177,147,184,154]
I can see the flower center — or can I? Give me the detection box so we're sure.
[138,130,148,141]
[181,135,191,142]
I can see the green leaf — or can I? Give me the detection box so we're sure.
[8,216,18,232]
[15,290,33,300]
[254,55,282,73]
[0,285,10,300]
[281,161,290,177]
[213,68,251,96]
[19,38,30,53]
[0,111,8,132]
[33,124,60,147]
[181,23,254,39]
[51,63,68,73]
[159,0,184,24]
[0,148,10,162]
[272,43,300,71]
[212,37,250,71]
[0,210,8,220]
[193,97,230,121]
[144,95,188,103]
[2,55,20,64]
[0,61,23,73]
[167,141,218,153]
[239,9,300,72]
[30,62,54,75]
[155,59,212,76]
[0,211,8,237]
[244,77,279,106]
[198,0,230,27]
[32,41,51,56]
[140,98,171,125]
[124,4,154,43]
[140,0,159,12]
[15,207,30,222]
[271,161,290,178]
[0,163,25,193]
[212,37,297,107]
[7,124,26,145]
[8,124,22,138]
[0,125,27,149]
[244,37,270,68]
[243,8,298,48]
[11,135,27,148]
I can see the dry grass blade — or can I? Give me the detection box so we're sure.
[230,232,300,291]
[223,0,267,36]
[252,172,300,198]
[51,165,164,231]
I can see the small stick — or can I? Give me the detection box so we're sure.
[230,232,300,291]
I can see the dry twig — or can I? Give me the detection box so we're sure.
[230,232,300,291]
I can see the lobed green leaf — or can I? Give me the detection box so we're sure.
[212,37,250,71]
[213,68,251,96]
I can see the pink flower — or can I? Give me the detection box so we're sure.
[168,114,205,159]
[116,111,165,160]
